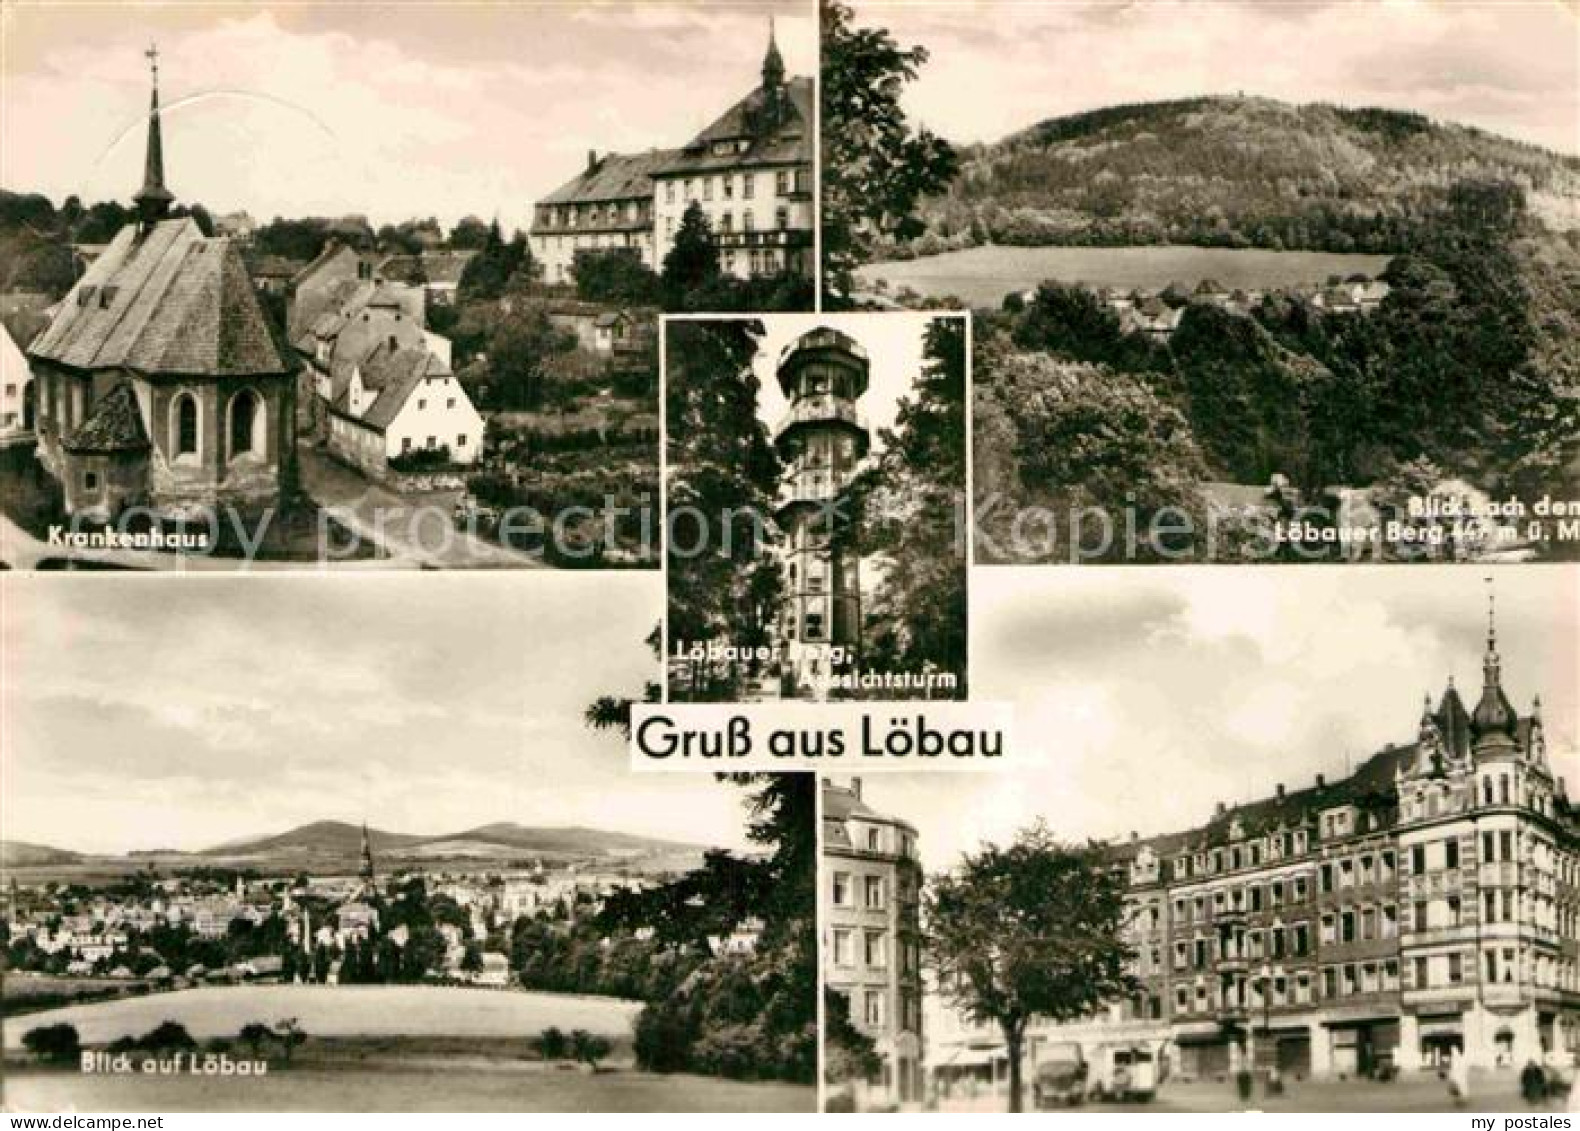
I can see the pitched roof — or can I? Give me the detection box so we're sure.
[656,77,813,175]
[341,343,452,433]
[62,382,150,453]
[0,291,53,352]
[30,219,288,377]
[420,250,476,286]
[539,149,681,206]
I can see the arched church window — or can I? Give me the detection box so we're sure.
[228,389,262,460]
[173,394,198,457]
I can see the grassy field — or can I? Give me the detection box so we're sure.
[5,1036,816,1112]
[857,245,1396,307]
[2,984,641,1048]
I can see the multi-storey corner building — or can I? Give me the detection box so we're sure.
[932,600,1578,1090]
[773,327,869,696]
[823,778,926,1108]
[530,25,812,285]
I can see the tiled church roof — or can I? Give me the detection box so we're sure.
[30,219,289,378]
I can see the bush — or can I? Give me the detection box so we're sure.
[388,444,455,472]
[139,1021,198,1052]
[570,1029,612,1070]
[22,1023,80,1064]
[534,1026,569,1061]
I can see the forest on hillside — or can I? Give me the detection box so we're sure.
[974,180,1580,564]
[889,97,1580,258]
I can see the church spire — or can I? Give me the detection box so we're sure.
[358,822,376,889]
[761,16,785,90]
[134,44,174,226]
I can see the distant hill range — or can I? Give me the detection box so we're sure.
[201,819,706,870]
[0,840,84,867]
[906,96,1580,254]
[1,822,709,877]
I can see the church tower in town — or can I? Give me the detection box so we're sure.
[358,822,376,894]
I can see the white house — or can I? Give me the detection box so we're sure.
[326,342,485,476]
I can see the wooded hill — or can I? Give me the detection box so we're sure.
[902,96,1580,255]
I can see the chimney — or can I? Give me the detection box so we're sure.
[1315,773,1326,791]
[1130,831,1139,843]
[587,149,598,172]
[1214,801,1227,818]
[388,335,397,352]
[850,778,862,801]
[1276,784,1286,801]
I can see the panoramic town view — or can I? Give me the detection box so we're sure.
[1,576,816,1111]
[821,0,1580,564]
[0,1,815,569]
[819,568,1579,1112]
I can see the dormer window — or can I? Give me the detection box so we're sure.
[78,286,97,307]
[99,286,118,309]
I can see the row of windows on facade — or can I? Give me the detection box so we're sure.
[1141,778,1554,885]
[661,208,794,238]
[663,169,802,206]
[1143,947,1572,1020]
[830,872,891,911]
[1141,892,1567,979]
[538,171,802,231]
[1142,828,1562,927]
[168,391,263,463]
[1402,770,1558,823]
[828,926,920,974]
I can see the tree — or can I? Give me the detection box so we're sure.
[573,248,661,307]
[534,1026,570,1061]
[449,215,492,250]
[926,823,1137,1112]
[22,1023,80,1064]
[138,1021,198,1053]
[238,1022,273,1057]
[660,203,721,310]
[272,1017,306,1065]
[570,1029,612,1071]
[823,987,881,1095]
[856,316,968,694]
[662,320,781,700]
[820,0,959,303]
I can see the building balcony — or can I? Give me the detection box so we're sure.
[776,467,855,510]
[773,395,869,441]
[718,228,812,250]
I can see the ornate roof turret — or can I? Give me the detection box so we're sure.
[134,45,174,226]
[1472,585,1518,740]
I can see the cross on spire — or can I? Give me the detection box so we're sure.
[134,43,173,225]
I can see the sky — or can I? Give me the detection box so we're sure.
[852,0,1580,155]
[1,573,759,855]
[747,311,946,450]
[0,0,815,235]
[850,565,1579,873]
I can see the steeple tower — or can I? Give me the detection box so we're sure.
[134,44,174,228]
[358,822,376,891]
[1472,578,1518,743]
[762,16,786,90]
